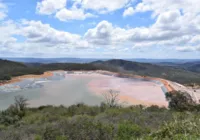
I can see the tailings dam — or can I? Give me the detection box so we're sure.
[0,71,169,110]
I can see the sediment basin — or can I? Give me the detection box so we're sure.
[0,71,169,110]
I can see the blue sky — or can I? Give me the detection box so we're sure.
[0,0,200,58]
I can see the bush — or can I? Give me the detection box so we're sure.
[151,118,200,139]
[1,95,200,140]
[56,136,68,140]
[34,135,42,140]
[117,121,148,139]
[55,115,115,140]
[43,125,62,140]
[146,105,167,112]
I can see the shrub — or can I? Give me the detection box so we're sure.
[117,121,148,139]
[34,135,42,140]
[43,125,61,140]
[146,105,167,112]
[151,118,200,139]
[56,136,68,140]
[56,115,115,140]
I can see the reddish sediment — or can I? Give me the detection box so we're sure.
[0,70,172,107]
[134,76,174,92]
[0,71,54,86]
[97,70,175,92]
[119,95,168,107]
[0,70,175,93]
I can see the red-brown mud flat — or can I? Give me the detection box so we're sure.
[0,71,57,86]
[66,73,168,107]
[0,71,170,107]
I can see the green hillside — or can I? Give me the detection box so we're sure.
[1,59,200,84]
[92,59,200,84]
[0,59,43,81]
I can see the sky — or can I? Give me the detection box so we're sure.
[0,0,200,59]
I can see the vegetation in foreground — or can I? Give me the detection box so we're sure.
[0,91,200,140]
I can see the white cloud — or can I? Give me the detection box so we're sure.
[55,8,95,21]
[79,0,133,14]
[20,20,86,46]
[155,10,181,30]
[2,0,200,57]
[0,20,18,45]
[134,0,200,17]
[84,21,113,45]
[0,2,7,20]
[0,19,93,57]
[36,0,97,21]
[190,35,200,44]
[123,7,134,17]
[36,0,135,21]
[1,17,200,57]
[36,0,67,15]
[0,12,6,20]
[83,11,200,52]
[176,46,200,52]
[118,0,200,52]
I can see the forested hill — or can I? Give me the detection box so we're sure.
[157,61,200,73]
[92,59,200,84]
[0,59,43,80]
[0,59,26,68]
[1,59,200,84]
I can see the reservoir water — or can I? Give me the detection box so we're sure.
[0,72,168,110]
[0,75,103,110]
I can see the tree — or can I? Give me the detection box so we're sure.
[14,95,28,112]
[165,91,196,111]
[2,75,11,80]
[102,89,120,108]
[0,96,28,125]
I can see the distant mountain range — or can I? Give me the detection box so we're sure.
[0,58,103,64]
[1,57,200,64]
[156,61,200,73]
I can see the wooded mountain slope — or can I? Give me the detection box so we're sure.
[1,59,200,84]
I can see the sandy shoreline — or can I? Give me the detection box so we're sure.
[0,71,54,86]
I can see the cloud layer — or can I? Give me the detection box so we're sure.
[0,2,7,20]
[0,0,200,57]
[36,0,133,21]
